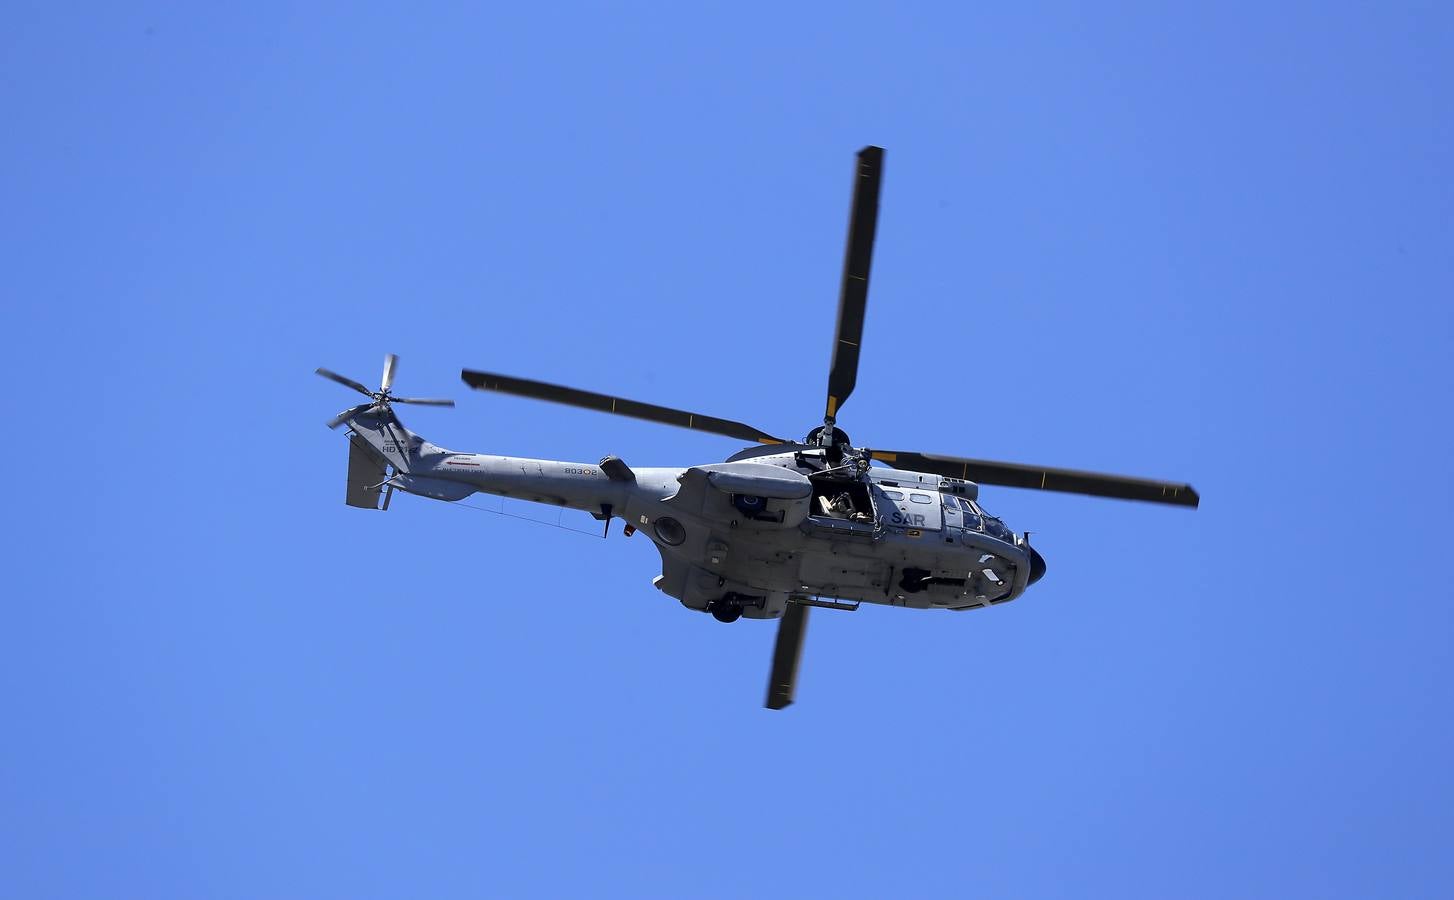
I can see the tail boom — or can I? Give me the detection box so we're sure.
[342,404,675,518]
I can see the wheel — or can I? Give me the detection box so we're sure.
[710,602,743,623]
[732,494,767,516]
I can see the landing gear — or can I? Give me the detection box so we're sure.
[708,591,763,623]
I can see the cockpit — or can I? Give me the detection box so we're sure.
[944,495,1016,544]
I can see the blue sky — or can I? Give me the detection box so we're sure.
[5,3,1452,897]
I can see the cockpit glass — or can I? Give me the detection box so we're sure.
[955,497,983,531]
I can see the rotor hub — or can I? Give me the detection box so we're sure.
[806,424,852,448]
[316,354,455,430]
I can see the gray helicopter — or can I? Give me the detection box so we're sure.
[317,147,1198,710]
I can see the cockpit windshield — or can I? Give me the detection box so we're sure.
[956,496,1015,543]
[954,497,982,531]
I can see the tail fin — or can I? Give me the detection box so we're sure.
[319,354,462,509]
[342,406,420,510]
[338,405,474,507]
[344,405,427,474]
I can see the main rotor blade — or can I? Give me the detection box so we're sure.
[869,450,1200,508]
[316,367,374,399]
[391,397,455,407]
[461,369,787,445]
[824,146,884,423]
[380,353,399,393]
[765,602,809,710]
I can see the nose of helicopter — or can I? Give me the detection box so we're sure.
[1028,545,1047,585]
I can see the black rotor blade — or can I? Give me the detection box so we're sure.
[391,397,455,407]
[461,369,786,445]
[869,450,1199,508]
[316,367,375,399]
[765,602,809,710]
[327,402,373,430]
[824,146,884,423]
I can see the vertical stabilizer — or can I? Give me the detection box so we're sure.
[319,354,455,509]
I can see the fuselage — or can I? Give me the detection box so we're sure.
[384,428,1040,620]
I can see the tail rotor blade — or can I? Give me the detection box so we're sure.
[322,355,451,426]
[327,402,373,430]
[765,602,810,710]
[381,354,399,393]
[316,367,375,399]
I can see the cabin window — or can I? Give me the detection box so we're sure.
[811,480,876,524]
[909,492,932,504]
[881,489,904,500]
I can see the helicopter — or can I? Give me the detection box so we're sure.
[317,146,1198,710]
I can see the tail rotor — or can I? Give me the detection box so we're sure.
[317,353,455,429]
